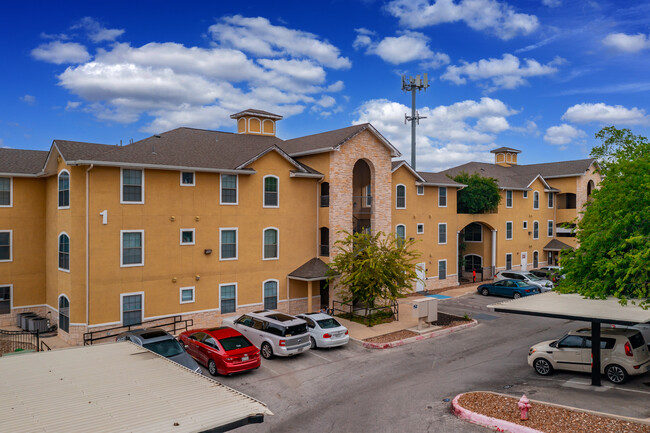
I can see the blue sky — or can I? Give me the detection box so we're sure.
[1,0,649,171]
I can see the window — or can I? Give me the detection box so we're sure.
[58,296,70,333]
[121,169,143,204]
[438,260,446,280]
[547,220,554,237]
[0,230,11,262]
[523,190,528,199]
[180,171,195,186]
[320,182,329,207]
[264,176,279,207]
[464,223,482,242]
[58,233,70,271]
[523,221,528,230]
[121,230,144,267]
[396,185,406,209]
[220,284,237,314]
[364,184,372,207]
[263,280,278,310]
[506,190,512,208]
[558,335,584,348]
[533,221,539,239]
[548,192,554,208]
[438,187,447,207]
[506,253,512,270]
[396,225,405,246]
[417,223,424,234]
[548,251,553,266]
[533,191,539,209]
[533,251,539,268]
[320,227,329,257]
[122,293,143,326]
[263,228,278,259]
[180,287,195,304]
[0,285,11,314]
[220,174,238,205]
[464,255,482,272]
[417,185,424,195]
[505,222,513,240]
[58,170,70,208]
[438,223,447,245]
[180,229,195,245]
[0,177,12,207]
[220,228,238,260]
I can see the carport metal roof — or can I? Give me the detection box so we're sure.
[0,341,272,432]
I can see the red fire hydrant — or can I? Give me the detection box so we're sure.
[518,395,532,420]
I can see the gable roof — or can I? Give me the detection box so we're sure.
[391,160,425,182]
[288,258,330,281]
[417,171,465,188]
[0,148,48,176]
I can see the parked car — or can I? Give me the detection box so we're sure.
[530,268,560,283]
[296,313,349,349]
[178,327,260,376]
[222,310,311,359]
[528,327,650,384]
[477,280,540,299]
[610,324,650,349]
[116,328,202,373]
[495,270,554,291]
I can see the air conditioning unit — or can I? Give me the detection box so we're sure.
[20,313,38,330]
[29,317,48,333]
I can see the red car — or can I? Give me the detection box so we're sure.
[179,327,261,376]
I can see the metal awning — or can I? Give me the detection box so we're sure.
[0,342,272,432]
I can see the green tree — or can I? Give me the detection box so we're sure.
[327,231,421,318]
[452,172,501,214]
[559,127,650,308]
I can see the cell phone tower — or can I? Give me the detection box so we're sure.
[401,74,429,170]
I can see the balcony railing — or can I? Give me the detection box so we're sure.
[352,196,372,216]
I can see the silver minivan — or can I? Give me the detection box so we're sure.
[222,310,311,359]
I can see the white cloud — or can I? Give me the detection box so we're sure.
[541,0,561,7]
[40,32,70,40]
[385,0,539,40]
[354,29,449,66]
[65,101,82,110]
[20,95,36,104]
[561,103,649,125]
[602,33,650,53]
[209,15,351,69]
[353,97,517,171]
[441,53,560,90]
[544,124,586,147]
[317,95,336,108]
[31,41,91,64]
[73,17,124,43]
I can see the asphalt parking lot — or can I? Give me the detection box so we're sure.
[202,294,650,432]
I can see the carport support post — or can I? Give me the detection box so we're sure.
[307,281,313,313]
[591,320,601,386]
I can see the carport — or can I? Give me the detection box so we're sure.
[488,292,650,386]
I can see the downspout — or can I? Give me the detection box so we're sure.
[316,180,322,257]
[85,164,94,326]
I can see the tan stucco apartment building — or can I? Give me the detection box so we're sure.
[0,109,600,344]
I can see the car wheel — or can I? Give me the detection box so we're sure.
[310,337,317,350]
[261,342,274,359]
[208,359,218,376]
[513,292,522,299]
[605,364,628,384]
[533,358,553,376]
[481,288,489,296]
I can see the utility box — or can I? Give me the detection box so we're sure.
[410,298,438,329]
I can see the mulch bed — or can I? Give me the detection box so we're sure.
[362,313,472,344]
[458,392,650,433]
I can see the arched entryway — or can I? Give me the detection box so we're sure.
[352,159,373,234]
[458,221,496,283]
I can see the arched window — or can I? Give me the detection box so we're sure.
[587,180,594,197]
[263,280,278,309]
[533,221,539,239]
[320,182,329,207]
[464,254,482,272]
[58,295,70,333]
[533,251,539,268]
[58,233,70,271]
[263,228,278,259]
[58,170,70,208]
[263,175,279,207]
[396,185,406,209]
[533,191,539,209]
[396,225,405,246]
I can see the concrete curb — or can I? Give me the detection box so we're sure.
[357,319,478,349]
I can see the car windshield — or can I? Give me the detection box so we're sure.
[219,336,252,351]
[523,273,541,281]
[316,318,342,329]
[143,339,184,357]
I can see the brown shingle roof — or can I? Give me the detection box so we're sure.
[418,171,465,187]
[288,258,330,280]
[543,239,574,251]
[281,124,370,155]
[229,109,283,120]
[55,140,119,162]
[0,148,48,175]
[490,147,521,153]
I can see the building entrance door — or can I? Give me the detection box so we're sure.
[415,263,426,292]
[319,280,329,309]
[520,252,528,271]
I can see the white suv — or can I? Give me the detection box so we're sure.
[223,310,311,359]
[528,327,650,384]
[495,270,554,291]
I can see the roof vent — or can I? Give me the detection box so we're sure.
[490,147,521,167]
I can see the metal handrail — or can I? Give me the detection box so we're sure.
[0,328,40,353]
[331,299,398,327]
[83,315,194,345]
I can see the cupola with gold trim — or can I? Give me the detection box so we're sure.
[490,147,521,167]
[230,109,283,137]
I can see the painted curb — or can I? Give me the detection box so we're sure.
[359,319,478,349]
[451,393,542,433]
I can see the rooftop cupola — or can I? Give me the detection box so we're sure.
[490,147,521,167]
[230,109,283,137]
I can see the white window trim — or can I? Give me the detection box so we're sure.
[120,291,144,325]
[438,223,447,245]
[464,223,483,243]
[523,190,528,199]
[219,227,238,261]
[0,230,12,263]
[533,191,539,210]
[523,221,528,230]
[548,192,554,208]
[505,253,513,270]
[505,221,513,240]
[0,177,13,208]
[180,228,195,245]
[438,187,447,208]
[120,230,145,267]
[505,190,513,208]
[58,169,71,210]
[262,227,280,260]
[396,184,406,209]
[58,231,70,272]
[180,171,195,187]
[262,279,279,306]
[220,174,238,205]
[0,284,13,311]
[533,220,539,240]
[533,250,539,268]
[416,223,424,234]
[57,294,70,317]
[179,286,195,304]
[547,220,554,237]
[263,175,280,209]
[395,224,406,239]
[416,185,424,196]
[219,282,238,313]
[438,259,447,280]
[363,184,372,207]
[120,168,145,205]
